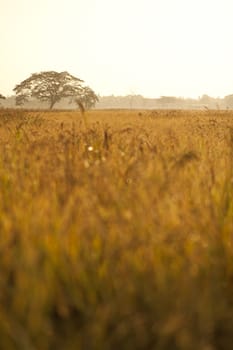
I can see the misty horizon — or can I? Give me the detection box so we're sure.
[2,91,233,111]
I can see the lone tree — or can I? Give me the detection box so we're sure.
[0,94,5,100]
[13,71,98,110]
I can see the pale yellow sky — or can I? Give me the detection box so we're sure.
[1,0,233,98]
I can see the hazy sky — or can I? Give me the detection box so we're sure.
[1,0,233,98]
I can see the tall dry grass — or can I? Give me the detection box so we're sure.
[0,108,233,349]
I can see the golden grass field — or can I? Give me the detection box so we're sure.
[0,108,233,349]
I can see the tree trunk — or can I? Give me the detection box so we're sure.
[49,99,56,110]
[76,99,85,115]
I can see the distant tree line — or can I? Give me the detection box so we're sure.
[95,94,231,110]
[2,75,233,110]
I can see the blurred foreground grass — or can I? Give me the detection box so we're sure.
[0,108,233,349]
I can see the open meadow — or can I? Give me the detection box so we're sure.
[0,108,233,349]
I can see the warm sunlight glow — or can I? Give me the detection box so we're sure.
[1,0,233,97]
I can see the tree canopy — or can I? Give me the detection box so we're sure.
[72,86,99,110]
[0,94,6,100]
[13,71,98,110]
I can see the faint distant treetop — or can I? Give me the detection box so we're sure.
[13,71,98,110]
[224,94,233,109]
[0,93,6,100]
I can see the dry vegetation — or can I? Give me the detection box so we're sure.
[0,108,233,349]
